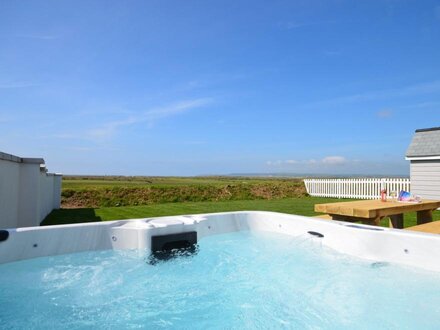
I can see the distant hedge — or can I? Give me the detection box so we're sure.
[61,181,308,208]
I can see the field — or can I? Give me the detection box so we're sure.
[60,176,308,208]
[43,176,440,228]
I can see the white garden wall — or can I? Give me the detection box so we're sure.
[0,152,62,228]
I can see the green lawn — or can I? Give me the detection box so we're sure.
[42,197,440,228]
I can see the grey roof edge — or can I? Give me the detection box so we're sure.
[406,154,440,159]
[0,151,45,164]
[46,172,63,176]
[415,127,440,133]
[22,157,45,164]
[0,152,21,163]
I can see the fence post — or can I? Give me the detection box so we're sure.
[380,178,385,192]
[337,179,341,199]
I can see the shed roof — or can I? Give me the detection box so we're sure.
[406,127,440,158]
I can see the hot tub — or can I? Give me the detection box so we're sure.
[1,211,440,328]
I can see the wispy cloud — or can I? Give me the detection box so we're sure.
[0,115,11,123]
[0,81,36,89]
[59,98,213,141]
[435,5,440,20]
[13,34,58,40]
[324,50,342,56]
[179,141,206,145]
[401,101,440,109]
[87,116,139,140]
[377,109,393,118]
[67,146,94,152]
[66,146,120,152]
[307,80,440,107]
[321,156,347,165]
[267,156,348,167]
[278,20,337,30]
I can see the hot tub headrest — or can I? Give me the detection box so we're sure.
[0,230,9,242]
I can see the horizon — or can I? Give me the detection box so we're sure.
[61,172,410,179]
[1,1,439,176]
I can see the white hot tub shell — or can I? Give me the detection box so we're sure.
[0,211,439,272]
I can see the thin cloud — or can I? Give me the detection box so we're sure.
[66,146,120,152]
[266,160,282,166]
[267,156,347,167]
[143,98,212,120]
[87,98,213,140]
[401,101,440,109]
[324,50,342,56]
[0,81,36,89]
[52,133,82,139]
[307,80,440,107]
[179,141,206,145]
[279,20,337,30]
[435,5,440,20]
[321,156,347,165]
[68,146,94,152]
[13,34,58,40]
[377,109,393,118]
[87,117,138,140]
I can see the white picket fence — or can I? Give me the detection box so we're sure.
[303,178,410,199]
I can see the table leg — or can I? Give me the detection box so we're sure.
[372,216,382,226]
[389,214,404,229]
[416,210,433,225]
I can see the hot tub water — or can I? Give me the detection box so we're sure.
[1,230,439,329]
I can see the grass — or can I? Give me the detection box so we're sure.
[60,176,307,208]
[42,197,341,225]
[62,176,302,189]
[44,176,440,229]
[42,196,440,228]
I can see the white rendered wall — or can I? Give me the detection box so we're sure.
[38,173,62,222]
[0,156,62,228]
[17,163,41,227]
[0,160,21,228]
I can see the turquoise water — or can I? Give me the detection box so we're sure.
[1,231,440,329]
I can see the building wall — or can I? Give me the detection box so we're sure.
[0,159,21,228]
[0,156,62,229]
[410,159,440,200]
[38,173,62,222]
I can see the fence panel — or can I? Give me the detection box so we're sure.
[303,178,411,199]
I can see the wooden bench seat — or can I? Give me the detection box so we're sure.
[404,221,440,234]
[313,214,332,220]
[314,213,440,234]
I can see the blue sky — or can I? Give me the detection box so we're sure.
[1,0,439,176]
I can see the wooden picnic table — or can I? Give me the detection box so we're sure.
[314,199,440,229]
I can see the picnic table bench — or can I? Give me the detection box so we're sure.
[314,199,440,229]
